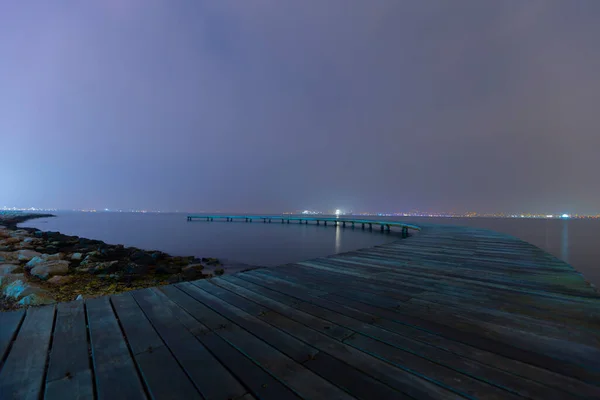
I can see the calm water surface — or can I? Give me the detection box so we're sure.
[21,213,600,287]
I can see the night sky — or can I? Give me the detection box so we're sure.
[2,1,599,214]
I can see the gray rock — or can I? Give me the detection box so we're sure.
[47,275,73,285]
[3,277,44,300]
[25,256,46,270]
[30,260,70,280]
[76,294,83,301]
[43,253,64,261]
[17,249,42,262]
[71,252,83,261]
[18,291,55,306]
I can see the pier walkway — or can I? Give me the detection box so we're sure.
[187,215,421,234]
[1,225,599,399]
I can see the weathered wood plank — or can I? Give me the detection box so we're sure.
[158,286,303,399]
[185,281,318,363]
[200,278,463,399]
[221,274,577,399]
[209,278,353,341]
[45,370,94,400]
[111,290,201,399]
[44,301,94,400]
[135,287,248,400]
[180,281,354,399]
[197,331,301,400]
[86,297,146,400]
[0,310,24,364]
[135,345,201,400]
[0,306,55,400]
[323,292,600,385]
[110,292,164,355]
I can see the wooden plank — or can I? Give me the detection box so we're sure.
[0,306,55,400]
[248,265,600,383]
[158,285,301,400]
[157,285,231,333]
[135,345,201,400]
[134,287,247,400]
[86,297,146,400]
[0,310,24,364]
[209,278,353,341]
[185,281,318,363]
[44,301,93,400]
[304,351,407,400]
[272,265,600,347]
[230,274,599,399]
[207,278,413,399]
[200,278,463,399]
[291,259,600,324]
[45,370,94,400]
[223,274,574,399]
[111,290,201,399]
[197,331,301,400]
[110,292,164,355]
[322,292,600,385]
[178,282,356,399]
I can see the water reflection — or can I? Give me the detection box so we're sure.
[561,220,569,263]
[335,225,341,254]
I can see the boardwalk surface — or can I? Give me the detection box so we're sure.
[1,225,599,399]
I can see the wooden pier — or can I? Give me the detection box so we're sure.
[187,215,421,234]
[1,224,599,399]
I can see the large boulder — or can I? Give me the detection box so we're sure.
[17,249,42,262]
[25,256,46,270]
[2,276,55,306]
[30,260,70,280]
[18,292,55,306]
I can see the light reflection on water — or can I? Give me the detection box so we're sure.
[561,220,569,264]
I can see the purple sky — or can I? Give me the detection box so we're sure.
[2,1,599,214]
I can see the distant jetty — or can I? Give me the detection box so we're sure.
[187,214,421,234]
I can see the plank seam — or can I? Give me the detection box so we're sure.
[130,290,207,399]
[0,311,26,374]
[108,297,152,400]
[40,306,58,399]
[83,302,98,400]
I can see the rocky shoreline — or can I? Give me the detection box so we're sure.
[0,213,232,310]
